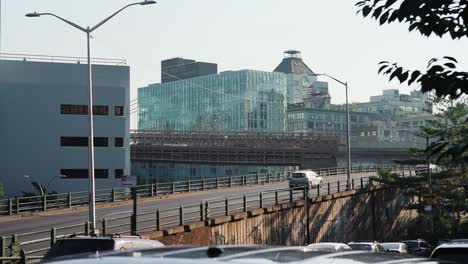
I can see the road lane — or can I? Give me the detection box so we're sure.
[0,171,381,236]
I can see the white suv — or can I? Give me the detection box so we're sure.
[288,170,323,189]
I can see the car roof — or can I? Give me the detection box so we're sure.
[46,246,447,264]
[293,170,317,174]
[434,242,468,249]
[348,242,377,245]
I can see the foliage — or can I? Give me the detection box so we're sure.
[355,0,468,99]
[0,182,4,197]
[424,102,468,169]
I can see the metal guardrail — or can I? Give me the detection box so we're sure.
[0,164,415,217]
[0,170,397,262]
[0,52,127,65]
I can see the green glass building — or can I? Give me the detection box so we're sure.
[138,70,287,132]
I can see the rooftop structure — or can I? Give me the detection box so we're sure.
[161,57,217,83]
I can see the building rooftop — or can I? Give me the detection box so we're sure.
[0,53,126,66]
[273,50,315,75]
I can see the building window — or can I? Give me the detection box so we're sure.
[61,169,108,179]
[115,137,124,147]
[95,169,108,178]
[115,106,124,116]
[60,169,88,178]
[360,132,365,137]
[372,131,377,136]
[93,105,108,115]
[115,169,124,179]
[61,104,88,115]
[61,137,108,147]
[94,137,108,147]
[61,137,88,147]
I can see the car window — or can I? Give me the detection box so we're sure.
[376,245,385,252]
[43,239,115,260]
[432,248,468,263]
[382,243,399,250]
[292,173,306,178]
[349,244,372,251]
[404,241,418,249]
[420,242,431,248]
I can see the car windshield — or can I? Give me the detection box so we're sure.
[292,173,306,178]
[349,244,372,251]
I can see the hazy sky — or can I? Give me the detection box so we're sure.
[2,0,466,116]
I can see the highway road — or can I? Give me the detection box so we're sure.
[0,171,381,236]
[0,170,402,255]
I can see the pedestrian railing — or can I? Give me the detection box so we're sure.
[0,174,381,263]
[0,164,414,217]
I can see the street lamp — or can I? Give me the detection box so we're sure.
[24,174,68,196]
[26,0,156,235]
[45,174,68,190]
[23,175,44,196]
[313,73,351,190]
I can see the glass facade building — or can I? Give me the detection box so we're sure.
[136,70,291,183]
[138,70,287,132]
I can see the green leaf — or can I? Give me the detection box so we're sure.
[385,0,398,8]
[398,70,410,82]
[380,11,390,25]
[408,71,421,85]
[443,56,458,63]
[378,65,388,74]
[362,6,372,17]
[444,63,456,69]
[389,67,403,81]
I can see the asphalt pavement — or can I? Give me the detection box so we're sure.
[0,171,380,237]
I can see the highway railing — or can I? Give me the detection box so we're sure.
[0,175,382,262]
[0,164,414,217]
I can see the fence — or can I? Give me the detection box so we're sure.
[0,175,380,263]
[0,164,414,217]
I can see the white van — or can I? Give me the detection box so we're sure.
[288,170,323,189]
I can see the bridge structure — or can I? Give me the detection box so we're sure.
[130,130,339,168]
[130,130,421,168]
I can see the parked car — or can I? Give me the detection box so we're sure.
[431,241,468,263]
[402,239,433,257]
[307,242,351,252]
[415,164,439,175]
[42,235,164,262]
[46,246,450,264]
[288,170,323,189]
[381,242,409,254]
[347,242,385,253]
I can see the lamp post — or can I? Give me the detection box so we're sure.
[45,174,68,190]
[26,0,156,235]
[23,175,44,196]
[313,73,351,190]
[24,174,68,196]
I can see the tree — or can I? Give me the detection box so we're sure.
[355,0,468,99]
[0,182,4,197]
[424,101,468,170]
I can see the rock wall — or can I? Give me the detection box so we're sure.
[144,186,417,245]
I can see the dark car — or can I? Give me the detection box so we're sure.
[402,239,433,257]
[431,242,468,263]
